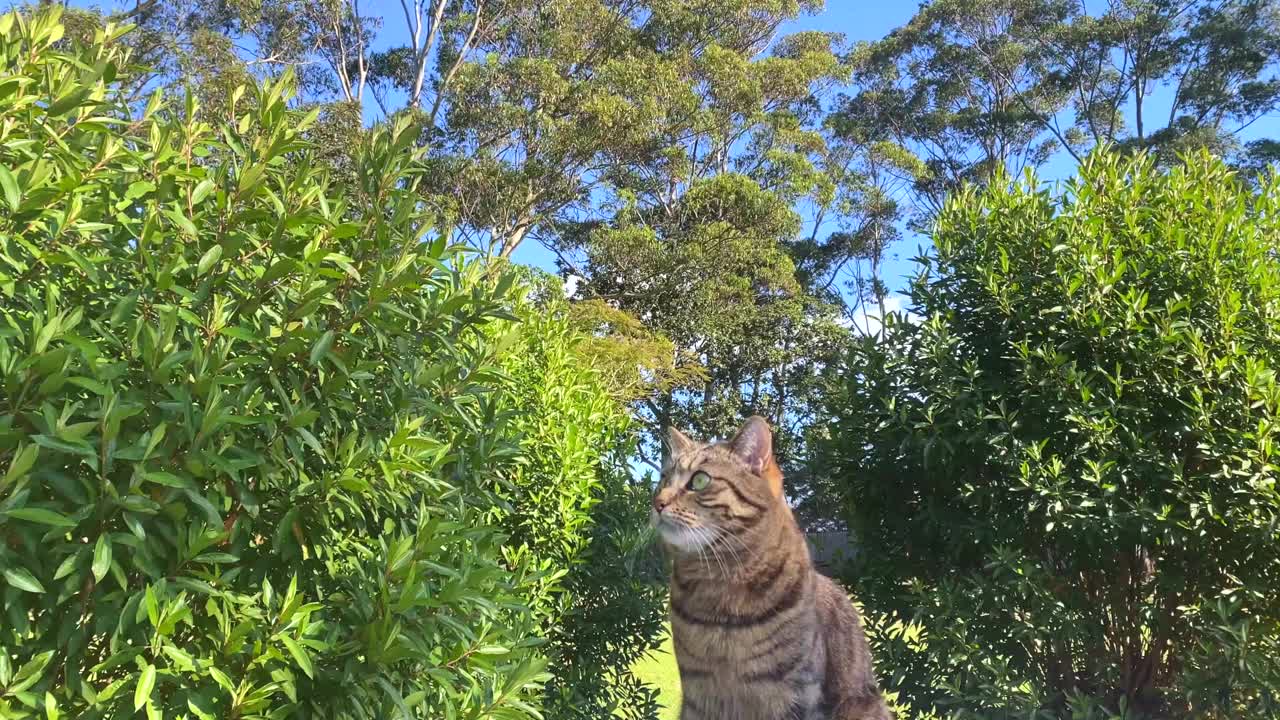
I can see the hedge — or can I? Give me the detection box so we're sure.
[818,152,1280,719]
[0,9,659,719]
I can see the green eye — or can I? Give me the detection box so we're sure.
[688,471,711,491]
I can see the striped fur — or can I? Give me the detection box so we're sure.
[652,417,891,720]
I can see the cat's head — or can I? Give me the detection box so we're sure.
[650,416,783,553]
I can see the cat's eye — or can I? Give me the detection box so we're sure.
[688,471,711,491]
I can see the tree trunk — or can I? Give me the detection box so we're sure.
[497,224,530,259]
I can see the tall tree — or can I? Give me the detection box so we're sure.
[65,0,898,511]
[533,9,853,471]
[838,0,1280,223]
[837,0,1074,222]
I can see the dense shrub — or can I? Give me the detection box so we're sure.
[818,153,1280,719]
[0,10,656,719]
[492,279,667,719]
[543,477,666,720]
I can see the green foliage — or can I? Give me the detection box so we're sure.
[47,0,890,508]
[577,170,849,468]
[541,470,667,720]
[0,10,655,719]
[839,0,1280,223]
[427,1,865,479]
[566,300,706,405]
[841,0,1071,218]
[489,272,667,718]
[819,152,1280,718]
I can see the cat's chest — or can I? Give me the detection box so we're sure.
[669,594,825,719]
[668,586,819,661]
[685,690,827,720]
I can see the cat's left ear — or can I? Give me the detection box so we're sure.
[730,416,773,475]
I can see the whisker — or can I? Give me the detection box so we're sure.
[699,525,730,577]
[708,527,743,567]
[707,522,756,567]
[680,517,713,575]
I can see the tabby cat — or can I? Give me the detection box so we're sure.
[651,417,891,720]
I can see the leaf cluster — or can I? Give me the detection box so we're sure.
[818,151,1280,718]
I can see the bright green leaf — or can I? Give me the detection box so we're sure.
[0,166,20,211]
[196,245,222,276]
[3,507,76,528]
[133,664,155,712]
[92,535,112,582]
[4,567,45,593]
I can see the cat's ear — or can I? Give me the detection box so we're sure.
[730,416,773,475]
[761,455,785,499]
[664,426,695,466]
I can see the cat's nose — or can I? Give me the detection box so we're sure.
[653,488,676,513]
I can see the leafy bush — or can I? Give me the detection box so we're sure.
[542,476,666,720]
[0,10,652,719]
[486,273,668,718]
[818,153,1280,719]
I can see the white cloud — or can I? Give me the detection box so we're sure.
[845,296,918,337]
[562,274,582,299]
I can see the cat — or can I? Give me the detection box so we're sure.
[652,416,891,720]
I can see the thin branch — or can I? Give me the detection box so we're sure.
[400,0,423,51]
[429,0,484,128]
[352,0,368,102]
[976,48,1085,165]
[410,0,451,108]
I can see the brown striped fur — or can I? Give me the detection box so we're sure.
[652,417,891,720]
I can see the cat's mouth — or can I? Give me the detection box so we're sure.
[651,512,709,551]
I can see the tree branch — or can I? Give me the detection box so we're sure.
[429,0,484,129]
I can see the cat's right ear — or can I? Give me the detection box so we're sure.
[663,427,695,468]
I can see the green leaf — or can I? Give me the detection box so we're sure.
[196,245,223,276]
[8,650,54,693]
[3,443,39,486]
[165,208,198,237]
[280,635,314,679]
[4,567,45,593]
[191,179,216,205]
[123,181,156,203]
[92,535,112,582]
[143,471,193,489]
[31,434,95,458]
[208,667,233,694]
[288,409,320,428]
[0,166,20,211]
[187,697,215,720]
[123,512,146,540]
[261,257,297,285]
[47,86,91,116]
[109,292,140,325]
[134,664,155,712]
[193,552,238,565]
[330,223,361,239]
[3,507,76,528]
[375,677,412,720]
[218,325,257,342]
[53,552,80,580]
[310,330,335,367]
[184,489,221,524]
[68,376,110,395]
